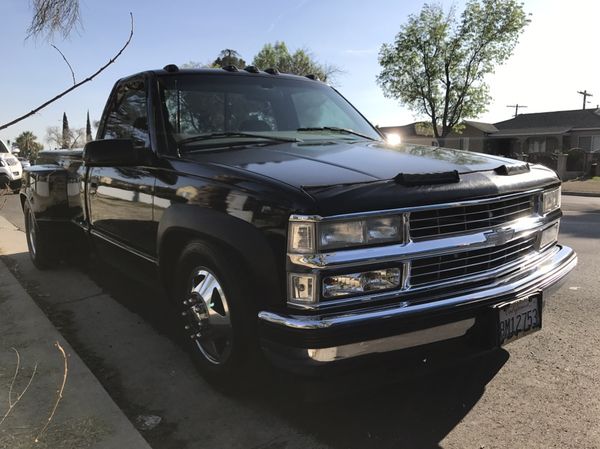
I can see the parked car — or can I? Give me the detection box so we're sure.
[17,157,31,169]
[20,65,577,387]
[0,140,23,192]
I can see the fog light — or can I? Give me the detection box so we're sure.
[289,273,317,304]
[538,222,559,250]
[322,268,401,298]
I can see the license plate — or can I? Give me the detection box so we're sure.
[495,294,542,345]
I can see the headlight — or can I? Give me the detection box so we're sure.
[319,216,403,251]
[319,220,365,249]
[288,215,404,253]
[0,160,5,167]
[541,187,561,214]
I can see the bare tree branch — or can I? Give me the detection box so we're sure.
[0,348,38,428]
[27,0,81,40]
[0,12,134,131]
[35,341,68,443]
[51,44,76,84]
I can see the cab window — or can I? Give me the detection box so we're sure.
[102,79,150,148]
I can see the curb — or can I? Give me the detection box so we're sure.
[0,216,152,449]
[562,191,600,198]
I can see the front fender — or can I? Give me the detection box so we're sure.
[157,204,285,307]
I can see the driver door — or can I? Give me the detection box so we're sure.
[87,77,157,257]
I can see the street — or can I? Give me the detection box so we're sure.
[0,193,598,449]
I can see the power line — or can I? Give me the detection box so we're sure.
[507,104,527,117]
[577,90,593,110]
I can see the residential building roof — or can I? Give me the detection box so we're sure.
[490,126,572,138]
[463,120,498,133]
[495,109,600,130]
[379,122,435,137]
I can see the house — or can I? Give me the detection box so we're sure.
[487,108,600,158]
[379,120,498,153]
[381,109,600,178]
[445,120,498,153]
[378,122,438,146]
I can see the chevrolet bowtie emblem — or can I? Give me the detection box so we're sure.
[484,228,515,246]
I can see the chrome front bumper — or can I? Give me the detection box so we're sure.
[258,244,577,367]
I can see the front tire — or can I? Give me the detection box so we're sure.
[24,202,60,269]
[173,241,258,387]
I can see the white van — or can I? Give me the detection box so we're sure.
[0,140,23,192]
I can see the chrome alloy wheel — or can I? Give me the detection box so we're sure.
[27,208,37,257]
[182,268,233,365]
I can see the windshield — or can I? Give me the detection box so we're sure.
[157,74,381,150]
[0,141,8,153]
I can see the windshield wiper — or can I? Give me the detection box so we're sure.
[178,132,300,149]
[296,127,378,141]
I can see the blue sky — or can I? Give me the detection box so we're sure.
[2,0,600,147]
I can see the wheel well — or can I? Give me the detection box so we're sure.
[159,229,254,299]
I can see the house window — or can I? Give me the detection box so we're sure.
[460,137,470,151]
[528,137,546,153]
[578,135,600,151]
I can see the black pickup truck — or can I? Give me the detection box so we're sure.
[21,65,576,385]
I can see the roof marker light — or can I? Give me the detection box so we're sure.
[163,64,179,73]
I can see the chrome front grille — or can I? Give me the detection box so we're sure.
[410,236,537,287]
[409,194,535,240]
[286,188,557,311]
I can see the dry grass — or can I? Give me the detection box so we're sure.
[0,343,105,448]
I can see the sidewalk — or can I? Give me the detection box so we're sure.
[561,178,600,197]
[0,216,152,449]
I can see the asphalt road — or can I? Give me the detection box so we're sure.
[1,192,599,449]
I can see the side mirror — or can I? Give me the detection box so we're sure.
[83,139,152,167]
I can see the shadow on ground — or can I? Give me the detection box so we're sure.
[560,210,600,240]
[3,250,508,449]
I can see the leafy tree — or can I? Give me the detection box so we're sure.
[62,112,70,148]
[15,131,44,161]
[180,61,203,69]
[252,41,340,82]
[377,0,529,142]
[212,49,246,68]
[182,49,246,70]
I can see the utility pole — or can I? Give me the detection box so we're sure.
[507,104,527,117]
[577,90,593,109]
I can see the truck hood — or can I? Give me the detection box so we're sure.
[0,153,19,162]
[184,141,559,215]
[188,141,526,188]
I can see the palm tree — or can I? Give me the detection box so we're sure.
[15,131,43,161]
